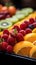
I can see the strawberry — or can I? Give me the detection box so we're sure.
[29,18,34,24]
[1,34,8,42]
[19,30,26,36]
[20,23,27,30]
[3,29,9,35]
[10,29,18,38]
[16,33,24,42]
[7,36,16,46]
[25,28,32,34]
[24,20,30,27]
[2,42,8,51]
[12,25,20,32]
[6,45,13,53]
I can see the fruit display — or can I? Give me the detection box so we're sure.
[12,17,36,59]
[0,4,36,59]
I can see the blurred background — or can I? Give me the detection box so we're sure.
[0,0,36,8]
[0,0,36,9]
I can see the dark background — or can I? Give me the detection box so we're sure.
[0,0,36,9]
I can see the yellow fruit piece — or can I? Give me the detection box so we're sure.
[32,28,36,33]
[0,32,3,35]
[24,33,36,43]
[13,41,34,57]
[33,41,36,45]
[30,46,36,58]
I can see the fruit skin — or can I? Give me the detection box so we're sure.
[8,6,16,15]
[20,23,27,30]
[1,34,8,42]
[25,28,32,34]
[19,30,26,36]
[29,46,36,58]
[6,45,13,53]
[2,6,8,12]
[10,29,18,38]
[13,41,33,54]
[24,33,36,43]
[29,18,34,24]
[32,28,36,33]
[7,36,16,46]
[2,42,8,51]
[16,33,24,42]
[12,25,20,32]
[24,21,30,27]
[3,29,9,35]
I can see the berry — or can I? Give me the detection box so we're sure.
[25,28,32,34]
[29,18,34,24]
[20,23,27,30]
[10,29,18,38]
[28,24,34,30]
[2,42,8,51]
[3,29,9,35]
[19,30,26,36]
[7,36,16,46]
[24,21,30,27]
[1,34,8,42]
[16,33,24,42]
[13,25,20,32]
[6,45,13,53]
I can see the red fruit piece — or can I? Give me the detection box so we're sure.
[10,29,18,38]
[12,25,20,32]
[29,18,34,24]
[20,23,27,30]
[3,29,9,35]
[1,34,8,42]
[19,30,26,36]
[25,28,32,34]
[24,21,30,27]
[16,33,24,42]
[7,36,16,46]
[2,42,8,51]
[6,45,13,53]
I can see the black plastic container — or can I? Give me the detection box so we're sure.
[0,51,36,64]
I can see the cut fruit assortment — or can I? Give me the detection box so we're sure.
[0,6,36,59]
[0,8,33,32]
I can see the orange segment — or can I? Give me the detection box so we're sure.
[32,28,36,33]
[30,46,36,58]
[33,41,36,45]
[13,41,34,57]
[24,33,36,43]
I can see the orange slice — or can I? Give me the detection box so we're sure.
[24,33,36,43]
[13,41,34,57]
[30,46,36,58]
[33,41,36,45]
[32,28,36,33]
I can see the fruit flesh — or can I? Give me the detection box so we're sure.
[18,47,32,57]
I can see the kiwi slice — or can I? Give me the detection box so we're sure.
[16,14,25,20]
[0,20,12,30]
[21,8,33,14]
[11,16,19,25]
